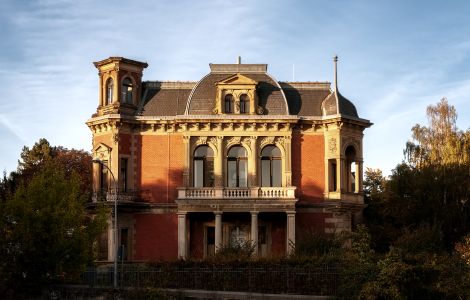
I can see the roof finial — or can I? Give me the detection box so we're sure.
[237,56,241,64]
[333,55,338,92]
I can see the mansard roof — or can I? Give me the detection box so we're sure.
[186,64,289,115]
[138,61,361,119]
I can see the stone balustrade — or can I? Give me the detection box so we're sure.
[177,187,296,200]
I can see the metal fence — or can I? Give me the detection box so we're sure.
[79,265,338,296]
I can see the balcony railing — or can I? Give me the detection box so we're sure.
[178,187,296,200]
[92,189,141,203]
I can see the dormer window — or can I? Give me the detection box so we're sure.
[105,78,114,105]
[215,74,257,115]
[224,94,234,113]
[239,94,249,114]
[122,78,133,104]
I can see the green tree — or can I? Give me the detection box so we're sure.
[405,97,469,167]
[0,139,105,298]
[0,161,105,297]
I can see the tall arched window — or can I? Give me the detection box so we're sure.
[122,78,133,104]
[227,146,247,187]
[261,145,282,187]
[193,145,214,187]
[224,94,234,113]
[239,94,249,114]
[345,145,356,193]
[105,78,114,105]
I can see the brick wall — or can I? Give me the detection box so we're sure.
[136,134,184,203]
[292,132,325,203]
[133,213,178,261]
[296,212,332,237]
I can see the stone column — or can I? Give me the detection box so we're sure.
[249,137,257,186]
[283,136,292,186]
[182,136,190,186]
[215,137,224,187]
[286,211,296,255]
[177,212,187,259]
[336,158,342,192]
[214,211,223,252]
[251,211,258,256]
[356,160,363,193]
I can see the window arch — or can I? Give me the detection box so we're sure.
[239,94,249,114]
[261,145,282,187]
[224,94,234,113]
[345,145,356,193]
[122,77,133,104]
[105,78,114,105]
[193,145,214,187]
[227,146,247,187]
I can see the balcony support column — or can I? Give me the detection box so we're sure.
[251,211,258,256]
[214,211,223,252]
[178,211,188,259]
[286,211,296,255]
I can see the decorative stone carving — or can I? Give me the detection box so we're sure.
[328,138,337,155]
[113,133,120,144]
[260,136,276,148]
[197,136,208,145]
[226,136,242,149]
[208,137,218,151]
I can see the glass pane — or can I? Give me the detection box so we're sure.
[239,159,247,187]
[120,158,128,192]
[101,161,108,191]
[205,160,214,187]
[225,94,233,113]
[228,146,247,157]
[272,159,282,187]
[228,160,237,187]
[195,145,213,157]
[261,159,271,187]
[194,160,203,187]
[262,145,281,157]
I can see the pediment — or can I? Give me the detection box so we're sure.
[217,73,257,86]
[93,143,112,159]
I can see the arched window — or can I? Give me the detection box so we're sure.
[105,78,113,105]
[227,146,247,187]
[122,78,133,104]
[193,145,214,187]
[224,94,234,113]
[261,145,282,187]
[345,145,356,193]
[239,94,249,114]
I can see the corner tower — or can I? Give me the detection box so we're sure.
[93,57,148,116]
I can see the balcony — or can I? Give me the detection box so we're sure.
[177,187,296,200]
[92,189,141,203]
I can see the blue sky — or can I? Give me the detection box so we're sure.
[0,0,469,176]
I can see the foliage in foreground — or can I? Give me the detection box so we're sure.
[0,140,106,298]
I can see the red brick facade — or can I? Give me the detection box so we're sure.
[87,57,371,262]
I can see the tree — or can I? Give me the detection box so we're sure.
[0,161,105,297]
[0,139,105,298]
[405,97,469,167]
